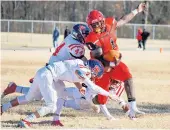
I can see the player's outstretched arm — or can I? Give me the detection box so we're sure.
[117,3,146,28]
[75,70,110,96]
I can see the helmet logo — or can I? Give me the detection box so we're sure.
[92,65,100,76]
[79,25,85,31]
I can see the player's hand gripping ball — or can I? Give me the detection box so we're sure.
[103,50,121,62]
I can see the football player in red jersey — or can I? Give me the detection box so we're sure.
[85,3,146,119]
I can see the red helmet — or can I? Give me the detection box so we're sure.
[86,10,105,33]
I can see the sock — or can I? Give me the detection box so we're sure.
[2,102,12,112]
[53,98,65,121]
[24,113,37,122]
[100,104,112,118]
[16,86,29,94]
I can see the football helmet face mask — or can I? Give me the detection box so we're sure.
[71,24,90,44]
[86,10,105,33]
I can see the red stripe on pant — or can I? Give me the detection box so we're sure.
[118,87,124,97]
[116,84,124,97]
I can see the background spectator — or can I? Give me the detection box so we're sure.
[136,28,143,50]
[64,26,71,39]
[141,29,150,50]
[53,26,60,48]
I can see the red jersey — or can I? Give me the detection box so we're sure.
[136,30,142,41]
[85,17,118,55]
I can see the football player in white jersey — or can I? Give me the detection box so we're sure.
[1,23,90,98]
[2,59,114,128]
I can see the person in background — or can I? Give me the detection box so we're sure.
[136,28,143,50]
[141,29,150,50]
[53,26,60,48]
[64,26,71,39]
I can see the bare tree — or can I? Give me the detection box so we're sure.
[1,1,169,24]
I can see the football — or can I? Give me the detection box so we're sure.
[103,50,121,62]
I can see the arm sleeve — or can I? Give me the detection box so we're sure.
[100,104,112,119]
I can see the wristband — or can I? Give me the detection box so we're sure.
[132,9,138,16]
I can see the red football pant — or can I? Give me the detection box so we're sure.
[95,61,131,104]
[95,73,110,104]
[109,61,132,81]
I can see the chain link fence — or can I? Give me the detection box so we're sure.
[1,19,170,40]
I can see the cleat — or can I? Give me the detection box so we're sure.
[135,109,145,116]
[1,82,17,98]
[51,120,64,127]
[128,115,137,121]
[17,119,32,128]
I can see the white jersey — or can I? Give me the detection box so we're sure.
[47,59,90,83]
[46,59,109,98]
[49,34,85,64]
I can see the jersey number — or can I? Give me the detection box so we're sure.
[69,44,85,58]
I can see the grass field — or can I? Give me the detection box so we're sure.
[1,35,170,129]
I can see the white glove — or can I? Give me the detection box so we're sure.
[128,101,145,120]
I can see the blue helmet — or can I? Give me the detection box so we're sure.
[71,24,90,44]
[86,59,104,78]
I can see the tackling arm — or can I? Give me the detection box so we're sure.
[75,69,109,97]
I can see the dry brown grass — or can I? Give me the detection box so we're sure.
[1,37,170,129]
